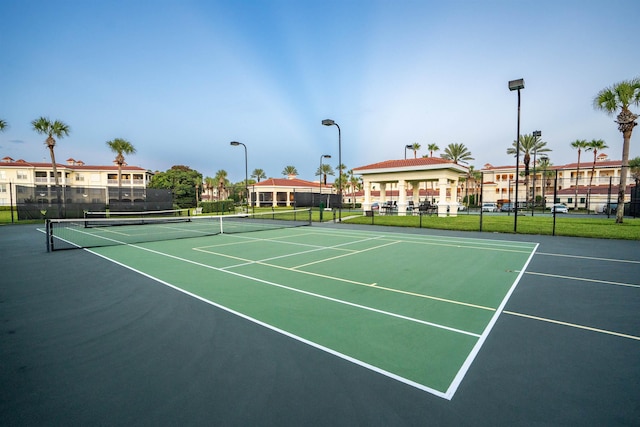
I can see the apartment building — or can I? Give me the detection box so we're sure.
[0,156,153,206]
[480,153,633,212]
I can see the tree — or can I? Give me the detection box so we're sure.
[203,176,216,201]
[281,165,298,177]
[538,156,553,206]
[630,156,640,182]
[214,170,229,200]
[585,139,608,210]
[570,139,588,209]
[105,138,136,202]
[316,163,334,185]
[0,119,7,131]
[410,142,421,158]
[594,77,640,223]
[148,165,203,208]
[441,143,474,164]
[31,117,70,216]
[507,133,551,204]
[427,143,439,157]
[347,169,362,208]
[251,168,266,182]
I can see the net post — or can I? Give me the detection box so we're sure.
[45,219,51,252]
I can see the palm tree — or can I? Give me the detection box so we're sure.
[537,156,553,204]
[316,163,335,185]
[427,143,439,157]
[570,139,588,210]
[585,139,609,211]
[251,168,266,182]
[214,170,229,200]
[204,176,216,201]
[507,133,551,205]
[347,169,362,208]
[31,117,70,216]
[0,119,7,131]
[410,142,421,158]
[594,77,640,223]
[106,138,136,202]
[281,165,298,177]
[630,156,640,182]
[441,143,474,164]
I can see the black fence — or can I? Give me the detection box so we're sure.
[14,185,173,219]
[293,192,342,208]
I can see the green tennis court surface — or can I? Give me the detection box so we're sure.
[88,227,537,399]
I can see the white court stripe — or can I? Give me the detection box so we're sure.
[536,252,640,264]
[504,311,640,341]
[523,271,640,289]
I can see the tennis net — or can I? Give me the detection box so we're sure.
[46,208,312,251]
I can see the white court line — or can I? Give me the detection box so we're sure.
[503,310,640,341]
[292,240,401,269]
[83,246,453,398]
[105,242,480,338]
[536,251,640,264]
[522,271,640,289]
[443,242,540,400]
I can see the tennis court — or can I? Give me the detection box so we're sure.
[1,219,638,425]
[77,223,537,398]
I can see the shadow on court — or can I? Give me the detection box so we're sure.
[1,223,638,426]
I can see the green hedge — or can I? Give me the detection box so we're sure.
[200,200,235,214]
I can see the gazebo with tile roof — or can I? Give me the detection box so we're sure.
[353,157,468,216]
[251,177,333,207]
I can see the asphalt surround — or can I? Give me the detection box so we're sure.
[1,223,638,426]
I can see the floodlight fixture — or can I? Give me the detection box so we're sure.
[508,79,525,91]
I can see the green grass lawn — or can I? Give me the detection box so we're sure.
[343,211,640,240]
[3,206,639,240]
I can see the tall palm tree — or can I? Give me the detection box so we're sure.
[507,133,551,204]
[347,169,362,208]
[31,117,70,216]
[629,156,640,184]
[106,138,136,202]
[585,139,609,210]
[570,139,588,209]
[410,142,421,158]
[427,143,439,157]
[594,77,640,223]
[538,156,553,206]
[0,119,7,131]
[281,165,298,177]
[204,176,216,201]
[441,143,474,164]
[251,168,266,182]
[214,170,229,200]
[316,163,335,185]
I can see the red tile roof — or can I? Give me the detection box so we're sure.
[0,159,146,171]
[353,157,456,171]
[254,178,332,189]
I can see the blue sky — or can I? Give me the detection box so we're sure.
[2,0,639,183]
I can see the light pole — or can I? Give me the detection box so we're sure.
[509,78,524,232]
[404,144,413,159]
[319,154,331,196]
[531,130,541,216]
[322,119,342,221]
[230,141,248,213]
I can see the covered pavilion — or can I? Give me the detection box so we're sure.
[353,157,468,217]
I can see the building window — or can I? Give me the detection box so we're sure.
[0,171,5,180]
[17,170,28,180]
[75,174,85,182]
[0,184,6,193]
[567,197,573,203]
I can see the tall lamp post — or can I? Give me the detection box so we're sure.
[404,144,413,159]
[230,141,248,213]
[531,130,541,216]
[508,78,525,232]
[322,119,342,221]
